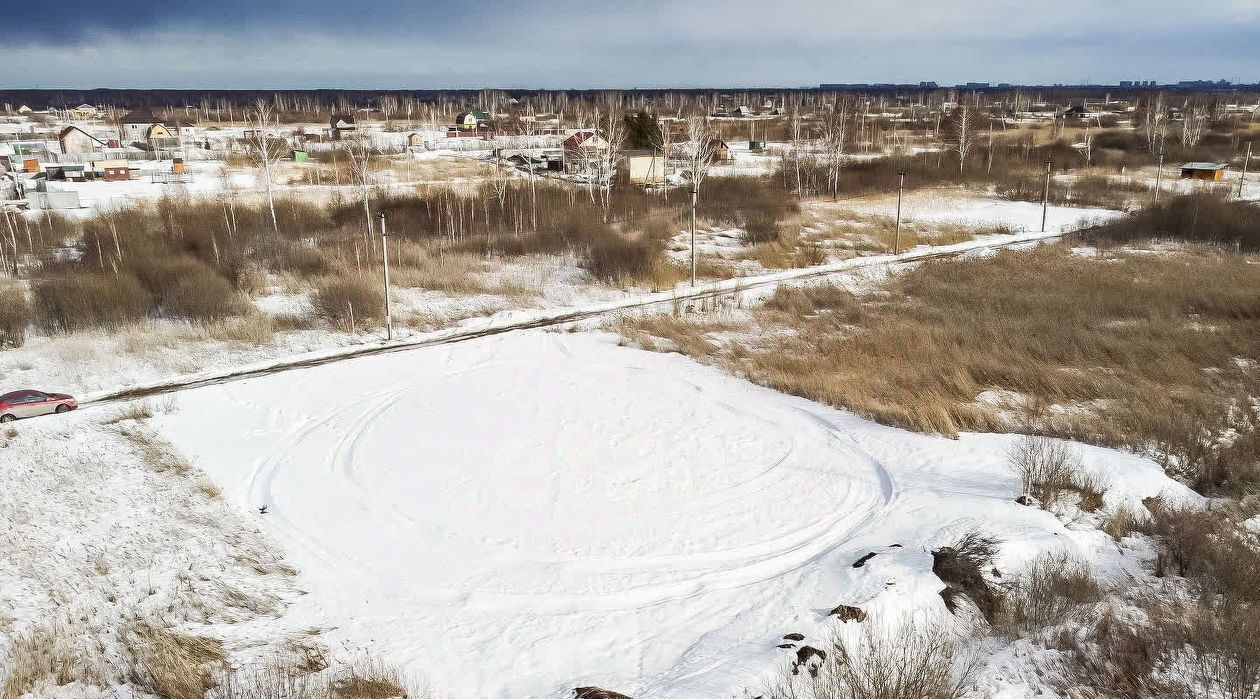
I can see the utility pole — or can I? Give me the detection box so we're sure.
[1153,150,1165,205]
[893,172,905,255]
[378,211,393,342]
[1041,160,1052,233]
[1240,141,1253,199]
[690,185,698,287]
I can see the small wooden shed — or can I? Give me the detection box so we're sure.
[1180,162,1227,181]
[98,160,131,181]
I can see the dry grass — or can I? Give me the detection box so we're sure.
[208,654,421,699]
[120,425,194,475]
[198,314,281,346]
[998,552,1104,636]
[331,660,407,699]
[2,621,116,699]
[761,619,981,699]
[615,313,739,357]
[0,282,31,348]
[103,401,156,424]
[1007,437,1108,512]
[386,242,490,294]
[312,277,384,327]
[623,242,1260,496]
[125,620,228,699]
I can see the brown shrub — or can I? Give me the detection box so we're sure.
[1000,552,1103,635]
[33,273,151,333]
[280,243,338,278]
[761,620,981,699]
[932,529,1002,623]
[312,278,384,325]
[583,229,662,283]
[1088,194,1260,250]
[0,283,31,347]
[130,256,244,322]
[1007,437,1108,511]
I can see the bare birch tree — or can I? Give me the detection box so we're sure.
[1180,102,1209,148]
[952,105,975,174]
[820,99,853,201]
[1140,93,1169,154]
[249,99,281,237]
[600,110,626,218]
[683,116,720,286]
[379,95,399,127]
[342,135,377,254]
[649,115,674,196]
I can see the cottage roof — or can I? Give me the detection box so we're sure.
[122,108,163,125]
[330,113,357,126]
[1181,162,1228,171]
[563,131,603,147]
[58,125,107,145]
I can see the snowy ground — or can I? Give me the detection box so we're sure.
[670,195,1119,271]
[61,330,1191,699]
[822,189,1118,233]
[0,413,308,697]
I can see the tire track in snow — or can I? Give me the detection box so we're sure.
[245,357,897,614]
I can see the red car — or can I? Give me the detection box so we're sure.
[0,390,78,422]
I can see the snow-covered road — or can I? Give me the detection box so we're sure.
[150,331,1193,699]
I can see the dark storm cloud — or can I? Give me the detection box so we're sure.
[5,1,1259,87]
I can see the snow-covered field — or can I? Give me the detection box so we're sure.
[824,189,1118,233]
[46,329,1186,699]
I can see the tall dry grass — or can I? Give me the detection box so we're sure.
[125,620,228,699]
[761,619,982,699]
[0,283,31,347]
[621,242,1260,496]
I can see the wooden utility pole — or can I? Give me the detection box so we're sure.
[1041,160,1052,233]
[1154,151,1166,205]
[894,173,905,255]
[379,211,393,342]
[1240,141,1253,199]
[690,185,698,287]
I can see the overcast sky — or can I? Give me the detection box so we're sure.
[7,0,1260,88]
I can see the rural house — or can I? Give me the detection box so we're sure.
[711,139,732,163]
[563,131,609,152]
[145,123,178,149]
[1180,162,1228,181]
[617,150,667,186]
[563,131,610,173]
[70,104,99,119]
[329,113,357,140]
[453,110,492,132]
[121,109,165,145]
[58,126,108,155]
